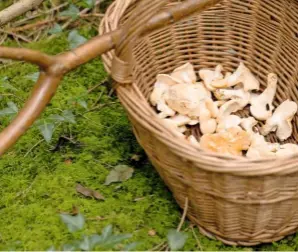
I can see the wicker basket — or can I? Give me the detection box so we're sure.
[98,0,298,246]
[2,0,298,246]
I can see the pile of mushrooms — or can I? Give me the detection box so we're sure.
[150,62,298,158]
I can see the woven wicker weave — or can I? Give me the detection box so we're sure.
[1,0,298,247]
[99,0,298,246]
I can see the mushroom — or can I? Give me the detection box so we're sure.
[261,99,298,141]
[213,85,250,107]
[200,127,251,156]
[217,115,242,132]
[165,83,211,117]
[217,100,245,121]
[246,133,280,158]
[210,72,232,88]
[171,62,197,84]
[227,62,260,91]
[162,117,188,137]
[250,73,278,121]
[186,135,200,147]
[150,74,178,118]
[276,144,298,157]
[240,117,258,136]
[199,65,224,91]
[198,99,217,134]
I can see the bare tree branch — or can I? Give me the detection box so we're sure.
[0,0,44,26]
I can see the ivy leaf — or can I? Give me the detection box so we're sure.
[26,72,39,82]
[89,235,102,249]
[167,230,188,251]
[68,30,87,49]
[123,242,140,251]
[48,114,65,122]
[0,102,18,116]
[37,121,55,143]
[103,234,133,248]
[84,0,95,8]
[101,225,113,241]
[77,99,88,109]
[60,213,85,233]
[104,165,134,185]
[79,236,91,251]
[62,110,76,124]
[60,4,80,20]
[49,23,63,35]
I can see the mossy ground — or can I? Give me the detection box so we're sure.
[1,10,298,252]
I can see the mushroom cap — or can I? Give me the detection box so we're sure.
[187,135,200,147]
[217,100,244,121]
[210,72,232,88]
[249,73,278,121]
[276,144,298,157]
[217,115,242,132]
[165,84,210,116]
[199,64,224,91]
[171,62,197,84]
[227,62,260,91]
[150,74,178,106]
[200,118,217,135]
[200,127,251,156]
[261,100,298,141]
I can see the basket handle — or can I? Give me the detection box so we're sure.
[0,0,221,155]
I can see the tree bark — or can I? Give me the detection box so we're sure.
[0,0,44,26]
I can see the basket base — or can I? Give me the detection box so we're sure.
[193,219,298,246]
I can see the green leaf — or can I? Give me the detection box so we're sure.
[84,0,95,8]
[104,165,134,185]
[7,101,18,112]
[103,234,132,248]
[48,114,65,122]
[79,236,91,251]
[62,110,76,124]
[77,99,88,109]
[60,4,80,20]
[167,230,188,251]
[89,235,102,249]
[26,72,39,82]
[60,213,85,233]
[37,122,55,143]
[68,30,87,49]
[101,225,113,241]
[62,243,77,251]
[123,242,140,251]
[49,23,63,35]
[0,102,18,116]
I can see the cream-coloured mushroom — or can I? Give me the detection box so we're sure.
[214,85,250,107]
[165,83,210,117]
[217,100,245,121]
[276,144,298,157]
[240,117,258,136]
[198,100,217,134]
[199,65,224,91]
[246,133,280,158]
[217,115,242,132]
[261,100,298,141]
[150,74,178,118]
[227,62,260,91]
[186,135,200,147]
[200,127,251,156]
[210,72,232,88]
[250,73,278,121]
[162,117,188,137]
[171,62,197,84]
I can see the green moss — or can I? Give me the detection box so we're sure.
[0,33,297,251]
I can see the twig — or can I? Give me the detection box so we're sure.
[0,28,31,43]
[191,226,203,251]
[177,197,189,231]
[85,101,119,113]
[88,78,107,93]
[0,0,44,26]
[24,139,45,157]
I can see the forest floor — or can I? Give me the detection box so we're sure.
[0,1,298,251]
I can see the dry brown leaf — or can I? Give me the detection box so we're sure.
[148,229,156,236]
[76,184,105,200]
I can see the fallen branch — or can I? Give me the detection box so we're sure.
[0,0,44,26]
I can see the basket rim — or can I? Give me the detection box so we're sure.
[99,0,298,175]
